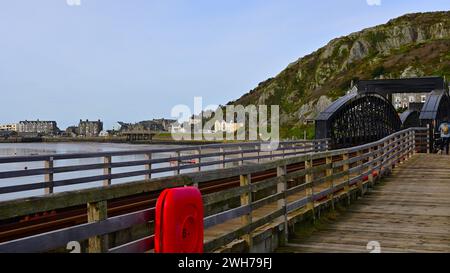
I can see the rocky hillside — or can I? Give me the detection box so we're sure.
[227,11,450,138]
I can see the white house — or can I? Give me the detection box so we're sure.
[170,122,188,133]
[214,120,244,133]
[99,131,109,137]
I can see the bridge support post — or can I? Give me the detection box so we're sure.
[277,165,288,245]
[44,156,54,194]
[325,156,334,210]
[87,200,108,253]
[240,174,253,250]
[305,156,315,220]
[103,155,112,186]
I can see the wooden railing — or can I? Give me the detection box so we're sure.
[0,139,328,199]
[0,128,427,253]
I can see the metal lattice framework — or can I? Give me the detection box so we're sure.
[316,92,401,149]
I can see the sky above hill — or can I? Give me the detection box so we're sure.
[1,0,449,129]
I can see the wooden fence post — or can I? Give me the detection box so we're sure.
[356,150,365,196]
[399,134,405,164]
[175,151,181,175]
[397,134,403,164]
[197,147,202,172]
[325,156,334,210]
[219,147,225,169]
[305,156,315,220]
[277,164,288,245]
[391,136,396,170]
[45,156,54,194]
[342,152,350,205]
[144,153,152,180]
[378,143,383,176]
[103,155,112,186]
[368,147,374,189]
[257,145,261,163]
[386,137,393,173]
[394,135,400,167]
[240,174,252,250]
[402,133,408,163]
[87,201,108,253]
[238,146,244,166]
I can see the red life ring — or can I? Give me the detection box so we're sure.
[155,186,204,253]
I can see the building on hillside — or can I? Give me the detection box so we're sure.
[65,126,79,137]
[136,120,165,131]
[214,120,244,133]
[392,93,428,109]
[78,119,103,137]
[170,122,188,133]
[152,118,177,131]
[18,120,58,135]
[117,119,177,133]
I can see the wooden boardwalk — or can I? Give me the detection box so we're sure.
[276,153,450,253]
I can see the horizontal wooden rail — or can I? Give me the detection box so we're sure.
[0,139,328,198]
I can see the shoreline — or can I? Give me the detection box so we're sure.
[0,136,222,146]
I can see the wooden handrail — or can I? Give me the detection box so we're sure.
[0,139,328,197]
[0,128,425,253]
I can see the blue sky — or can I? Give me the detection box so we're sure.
[0,0,449,129]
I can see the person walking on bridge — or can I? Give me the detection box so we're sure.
[439,117,450,155]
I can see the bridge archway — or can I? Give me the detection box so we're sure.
[315,92,401,149]
[419,90,450,127]
[419,90,450,152]
[400,110,421,129]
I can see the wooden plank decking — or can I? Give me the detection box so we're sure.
[276,153,450,253]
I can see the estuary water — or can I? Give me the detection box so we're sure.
[0,142,191,201]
